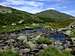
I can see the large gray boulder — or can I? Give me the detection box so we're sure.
[17,35,27,42]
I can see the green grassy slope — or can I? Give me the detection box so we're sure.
[0,5,33,25]
[0,5,75,32]
[35,10,75,28]
[35,10,74,22]
[0,5,35,32]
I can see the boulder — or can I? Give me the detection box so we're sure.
[26,41,37,49]
[20,48,30,53]
[38,44,48,49]
[17,35,27,42]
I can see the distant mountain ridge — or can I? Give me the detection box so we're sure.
[35,10,74,22]
[0,5,75,32]
[0,5,33,24]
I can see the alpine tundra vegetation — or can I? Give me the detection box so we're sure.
[0,5,75,56]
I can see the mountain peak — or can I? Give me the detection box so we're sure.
[35,9,74,22]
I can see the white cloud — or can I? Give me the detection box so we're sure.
[60,10,75,16]
[5,0,44,7]
[0,0,44,13]
[6,0,25,5]
[9,5,44,13]
[0,0,75,16]
[26,1,43,7]
[47,8,55,10]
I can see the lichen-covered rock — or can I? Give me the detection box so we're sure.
[17,35,27,41]
[26,41,37,49]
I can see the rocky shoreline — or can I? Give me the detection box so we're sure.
[0,28,75,56]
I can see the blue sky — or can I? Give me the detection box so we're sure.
[0,0,75,16]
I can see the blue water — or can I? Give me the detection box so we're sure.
[49,32,65,41]
[23,28,66,41]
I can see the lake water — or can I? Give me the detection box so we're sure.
[16,28,66,41]
[48,32,66,41]
[24,28,66,41]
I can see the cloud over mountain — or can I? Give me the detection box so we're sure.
[0,0,75,16]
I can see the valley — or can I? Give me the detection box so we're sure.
[0,5,75,56]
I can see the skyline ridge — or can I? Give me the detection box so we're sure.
[0,0,75,16]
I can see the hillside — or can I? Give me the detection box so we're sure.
[35,10,74,22]
[0,5,37,32]
[0,5,75,32]
[35,10,75,28]
[0,5,33,25]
